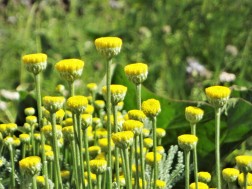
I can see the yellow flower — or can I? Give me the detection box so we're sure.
[189,182,209,189]
[145,152,162,166]
[84,105,94,114]
[55,109,65,123]
[62,126,74,141]
[143,128,150,137]
[235,155,252,173]
[112,131,134,149]
[84,171,97,184]
[4,136,13,146]
[98,138,115,152]
[34,133,41,141]
[156,128,166,138]
[198,172,211,183]
[26,115,37,125]
[61,170,70,180]
[142,99,161,118]
[43,96,65,113]
[88,146,101,156]
[143,138,153,149]
[19,133,30,143]
[205,86,231,107]
[36,175,45,186]
[96,128,108,139]
[22,53,47,74]
[95,37,122,58]
[67,96,88,114]
[156,146,165,154]
[94,100,105,109]
[185,106,204,124]
[124,63,148,84]
[102,85,127,105]
[178,134,198,151]
[13,137,21,147]
[41,125,62,139]
[6,123,17,133]
[19,156,42,176]
[87,83,98,92]
[45,151,54,161]
[128,109,146,122]
[42,144,52,152]
[24,107,35,116]
[222,168,239,183]
[155,179,166,189]
[0,124,6,134]
[122,120,144,135]
[63,118,73,126]
[238,172,252,186]
[55,59,84,82]
[117,101,124,111]
[89,159,107,174]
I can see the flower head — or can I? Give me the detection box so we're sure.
[19,156,42,176]
[102,85,127,105]
[19,133,30,143]
[94,100,105,109]
[41,125,62,139]
[155,180,166,189]
[145,152,162,166]
[178,134,198,151]
[61,170,70,180]
[189,182,209,189]
[185,106,204,124]
[156,128,166,138]
[43,96,65,113]
[205,86,231,107]
[238,172,252,186]
[67,96,88,114]
[124,63,148,84]
[55,59,84,82]
[112,131,134,149]
[235,155,252,173]
[22,53,47,74]
[122,120,144,135]
[6,123,17,133]
[81,114,92,129]
[98,138,115,152]
[222,168,239,183]
[36,176,45,186]
[26,116,37,125]
[90,159,107,174]
[95,37,122,59]
[142,99,161,118]
[88,146,101,157]
[198,172,211,183]
[128,109,146,122]
[143,138,153,148]
[24,107,35,116]
[62,126,74,141]
[87,83,98,93]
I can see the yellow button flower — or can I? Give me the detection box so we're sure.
[24,107,35,116]
[22,53,47,74]
[98,138,115,152]
[155,179,166,189]
[185,106,204,124]
[43,96,65,113]
[122,120,144,135]
[62,126,74,141]
[95,37,122,59]
[124,63,148,84]
[235,155,252,173]
[102,85,127,105]
[67,96,88,114]
[145,152,162,166]
[189,182,209,189]
[112,131,134,149]
[198,172,211,183]
[156,128,166,138]
[142,99,161,118]
[19,133,30,143]
[89,159,107,174]
[205,86,231,107]
[87,83,98,93]
[36,175,45,186]
[238,172,252,186]
[178,134,198,151]
[128,109,146,122]
[19,156,42,176]
[55,59,84,82]
[222,168,239,183]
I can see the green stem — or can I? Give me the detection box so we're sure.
[215,107,222,189]
[9,145,15,189]
[83,127,92,189]
[152,117,157,189]
[185,150,190,189]
[21,144,26,159]
[190,123,198,189]
[123,148,132,189]
[136,84,141,110]
[69,81,75,97]
[97,174,102,189]
[134,135,140,189]
[51,113,63,189]
[244,172,248,189]
[32,175,37,189]
[31,124,35,155]
[76,114,86,189]
[41,133,49,189]
[34,74,42,126]
[106,58,112,189]
[139,133,146,189]
[71,140,80,189]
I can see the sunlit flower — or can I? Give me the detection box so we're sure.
[189,182,209,189]
[185,106,204,124]
[122,120,143,135]
[198,172,211,183]
[145,152,162,166]
[24,107,35,116]
[178,134,198,151]
[142,99,161,118]
[143,138,153,149]
[205,86,231,107]
[112,131,134,149]
[222,168,239,183]
[238,172,252,186]
[102,85,127,105]
[19,156,42,176]
[128,109,146,122]
[124,63,148,84]
[90,159,107,174]
[22,53,47,74]
[43,96,65,113]
[67,96,88,114]
[235,155,252,173]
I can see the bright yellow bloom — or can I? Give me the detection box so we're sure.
[90,159,107,174]
[189,182,209,189]
[156,128,166,138]
[45,151,54,161]
[61,170,70,180]
[124,63,148,84]
[63,118,73,126]
[143,128,150,137]
[62,126,74,141]
[102,85,127,105]
[238,172,252,186]
[19,156,41,176]
[236,155,252,173]
[112,131,134,149]
[143,138,153,149]
[34,133,41,141]
[142,99,161,118]
[19,133,30,143]
[145,152,162,166]
[87,83,98,92]
[94,100,105,109]
[122,120,143,135]
[56,109,65,123]
[6,123,17,133]
[178,134,198,151]
[43,96,65,113]
[81,114,92,129]
[43,144,52,152]
[128,109,146,122]
[67,96,88,114]
[0,124,6,133]
[88,146,101,156]
[36,175,45,186]
[185,106,204,124]
[22,53,47,74]
[98,138,115,152]
[205,86,231,107]
[198,172,211,183]
[95,37,122,58]
[84,171,97,184]
[13,137,21,147]
[26,116,37,125]
[155,179,166,189]
[41,125,62,139]
[24,107,35,116]
[156,146,165,154]
[222,168,239,183]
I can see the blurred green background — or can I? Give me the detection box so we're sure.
[0,0,251,99]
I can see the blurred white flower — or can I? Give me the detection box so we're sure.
[219,71,236,83]
[225,45,238,57]
[0,89,20,101]
[186,57,211,78]
[0,101,7,111]
[109,0,124,9]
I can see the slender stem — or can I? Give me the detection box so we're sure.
[34,74,42,126]
[32,176,37,189]
[106,58,112,189]
[185,150,190,189]
[190,123,198,189]
[152,117,157,189]
[71,140,80,189]
[215,107,222,189]
[136,84,141,110]
[21,144,26,159]
[76,114,86,189]
[123,148,132,189]
[9,145,15,188]
[69,81,75,97]
[244,172,248,189]
[139,133,146,189]
[83,127,92,189]
[31,124,35,155]
[134,135,140,189]
[97,174,102,189]
[51,113,63,189]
